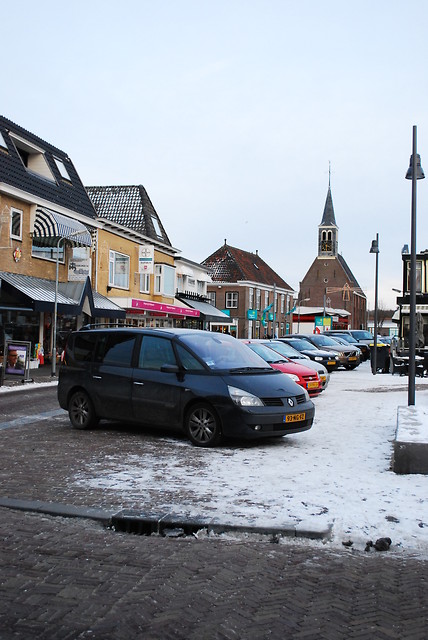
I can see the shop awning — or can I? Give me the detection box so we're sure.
[0,272,125,319]
[33,208,92,246]
[397,304,428,315]
[179,297,232,323]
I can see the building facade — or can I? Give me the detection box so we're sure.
[0,116,124,371]
[202,241,294,339]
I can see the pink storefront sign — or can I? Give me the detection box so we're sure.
[131,299,200,317]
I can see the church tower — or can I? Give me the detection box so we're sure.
[318,173,339,257]
[297,170,367,330]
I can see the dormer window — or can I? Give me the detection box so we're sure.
[9,133,55,182]
[151,215,163,238]
[53,157,71,181]
[0,131,8,150]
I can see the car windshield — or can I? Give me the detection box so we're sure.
[266,341,304,359]
[287,338,318,351]
[245,342,288,364]
[332,334,357,344]
[310,335,342,347]
[351,330,373,340]
[179,332,272,371]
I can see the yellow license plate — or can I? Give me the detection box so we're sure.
[327,360,336,365]
[308,381,319,389]
[285,412,306,423]
[349,356,357,361]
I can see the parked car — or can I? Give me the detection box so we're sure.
[276,337,340,372]
[255,339,330,390]
[326,335,363,362]
[292,334,361,370]
[58,328,315,447]
[241,340,322,396]
[327,330,370,361]
[330,329,374,345]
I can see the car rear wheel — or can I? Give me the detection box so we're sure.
[185,403,222,447]
[68,390,98,430]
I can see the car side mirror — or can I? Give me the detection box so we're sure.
[160,364,180,374]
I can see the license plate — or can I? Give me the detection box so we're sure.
[348,356,357,361]
[284,412,305,423]
[307,381,319,389]
[327,360,336,365]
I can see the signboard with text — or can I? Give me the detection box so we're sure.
[139,245,154,274]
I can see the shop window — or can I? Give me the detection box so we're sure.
[406,261,422,293]
[109,250,130,289]
[10,208,22,240]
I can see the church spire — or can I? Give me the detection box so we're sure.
[318,164,339,256]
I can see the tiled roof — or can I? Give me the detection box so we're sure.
[0,115,96,220]
[86,185,171,246]
[337,254,364,292]
[202,243,293,290]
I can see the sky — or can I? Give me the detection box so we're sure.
[3,0,428,309]
[3,361,427,557]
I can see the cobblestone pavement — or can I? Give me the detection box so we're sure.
[1,507,428,640]
[1,377,428,638]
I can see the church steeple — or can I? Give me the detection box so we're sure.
[318,164,339,256]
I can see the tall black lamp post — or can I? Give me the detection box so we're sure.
[405,126,425,405]
[369,234,379,375]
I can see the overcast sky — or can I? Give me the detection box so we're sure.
[3,0,428,309]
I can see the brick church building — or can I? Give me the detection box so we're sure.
[297,179,367,330]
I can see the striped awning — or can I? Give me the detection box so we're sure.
[33,208,92,246]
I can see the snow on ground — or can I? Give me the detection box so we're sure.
[69,360,428,557]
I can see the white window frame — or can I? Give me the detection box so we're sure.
[10,208,23,241]
[226,291,238,309]
[53,157,71,181]
[109,250,130,289]
[248,287,254,310]
[280,294,285,314]
[264,290,269,308]
[154,264,175,296]
[206,291,216,306]
[139,272,150,293]
[256,288,261,310]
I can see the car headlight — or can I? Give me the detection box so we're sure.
[285,373,300,382]
[314,356,323,361]
[228,385,263,407]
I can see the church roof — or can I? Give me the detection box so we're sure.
[320,186,337,226]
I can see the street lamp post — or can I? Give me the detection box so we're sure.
[405,126,425,405]
[52,230,89,377]
[370,234,379,375]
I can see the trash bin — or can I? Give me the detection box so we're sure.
[370,342,390,373]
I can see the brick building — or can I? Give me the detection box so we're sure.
[203,241,294,339]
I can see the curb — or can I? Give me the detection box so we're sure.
[0,498,333,540]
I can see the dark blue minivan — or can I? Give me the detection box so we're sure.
[58,328,315,447]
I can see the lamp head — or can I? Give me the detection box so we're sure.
[370,238,379,254]
[405,153,425,180]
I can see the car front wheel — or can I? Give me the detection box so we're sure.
[185,403,222,447]
[68,390,98,430]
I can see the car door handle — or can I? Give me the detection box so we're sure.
[92,375,102,380]
[133,381,144,386]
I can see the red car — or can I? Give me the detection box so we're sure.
[242,340,322,396]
